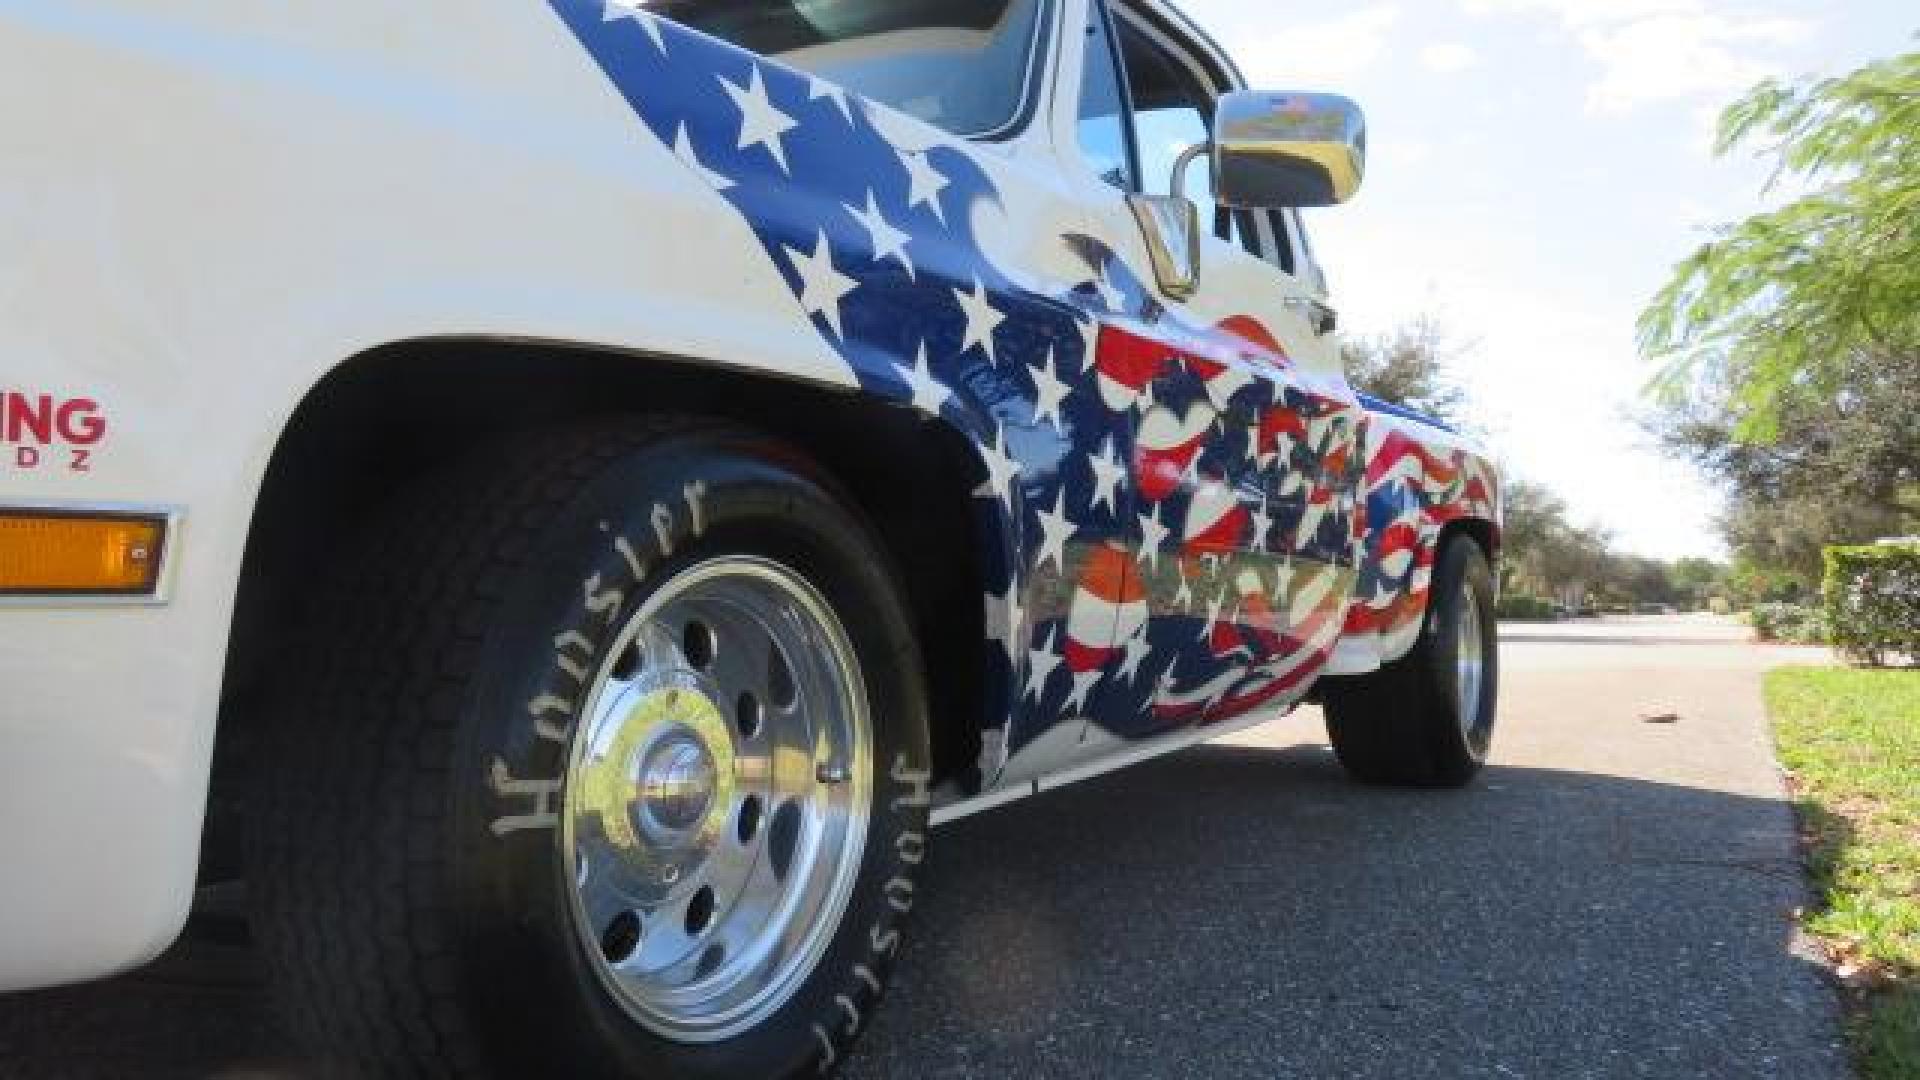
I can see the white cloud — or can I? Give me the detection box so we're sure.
[1581,13,1810,114]
[1463,0,1813,114]
[1234,6,1403,87]
[1419,42,1480,73]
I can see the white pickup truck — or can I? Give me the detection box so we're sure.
[0,0,1502,1074]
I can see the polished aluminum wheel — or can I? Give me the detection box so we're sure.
[561,557,872,1043]
[1454,590,1485,736]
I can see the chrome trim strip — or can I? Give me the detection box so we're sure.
[931,705,1283,826]
[0,499,183,608]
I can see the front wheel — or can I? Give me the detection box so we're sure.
[1322,533,1498,787]
[247,420,932,1078]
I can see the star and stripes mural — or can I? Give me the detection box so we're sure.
[551,1,1497,785]
[1345,416,1500,660]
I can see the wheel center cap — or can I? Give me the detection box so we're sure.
[638,732,717,835]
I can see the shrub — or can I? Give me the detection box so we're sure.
[1823,543,1920,667]
[1751,602,1828,645]
[1496,594,1557,621]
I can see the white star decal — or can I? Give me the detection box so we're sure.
[1029,346,1070,432]
[603,0,665,50]
[1173,565,1194,610]
[1033,487,1076,576]
[898,343,949,416]
[784,230,857,340]
[1268,433,1295,468]
[1198,591,1225,641]
[1073,318,1097,377]
[1087,436,1125,514]
[902,150,950,223]
[1138,505,1170,571]
[1273,558,1296,605]
[1250,499,1273,553]
[721,65,798,174]
[849,191,912,276]
[1117,633,1153,683]
[672,124,732,191]
[1152,665,1180,705]
[985,584,1024,665]
[809,75,855,122]
[954,279,1006,364]
[973,424,1021,509]
[1024,627,1062,703]
[1065,668,1103,714]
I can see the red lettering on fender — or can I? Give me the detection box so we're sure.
[56,398,105,444]
[3,391,108,472]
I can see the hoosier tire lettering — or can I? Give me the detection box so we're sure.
[486,487,703,838]
[486,758,562,837]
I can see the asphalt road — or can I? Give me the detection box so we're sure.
[0,617,1850,1079]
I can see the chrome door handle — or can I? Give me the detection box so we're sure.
[1285,296,1338,336]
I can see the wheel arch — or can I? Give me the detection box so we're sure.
[1443,515,1500,568]
[208,340,1001,876]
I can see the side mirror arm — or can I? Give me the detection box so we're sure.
[1169,141,1210,202]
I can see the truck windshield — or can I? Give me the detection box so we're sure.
[652,0,1045,138]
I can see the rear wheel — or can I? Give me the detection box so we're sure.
[247,420,931,1078]
[1323,533,1498,787]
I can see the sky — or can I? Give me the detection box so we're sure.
[1176,0,1916,560]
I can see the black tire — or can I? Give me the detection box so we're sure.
[1322,533,1498,787]
[246,419,932,1079]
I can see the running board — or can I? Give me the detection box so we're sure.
[930,706,1284,826]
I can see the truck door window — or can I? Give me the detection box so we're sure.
[657,0,1045,139]
[1077,3,1136,190]
[1109,13,1248,252]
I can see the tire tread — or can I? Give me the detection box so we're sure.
[247,417,713,1078]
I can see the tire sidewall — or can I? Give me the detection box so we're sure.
[447,431,930,1079]
[1423,536,1498,771]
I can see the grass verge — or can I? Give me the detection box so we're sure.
[1767,666,1920,1080]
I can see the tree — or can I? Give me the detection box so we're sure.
[1641,47,1920,438]
[1669,557,1730,609]
[1647,345,1920,581]
[1496,479,1563,592]
[1640,45,1920,579]
[1343,315,1468,425]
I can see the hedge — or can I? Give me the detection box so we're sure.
[1823,542,1920,667]
[1752,602,1827,645]
[1496,594,1557,621]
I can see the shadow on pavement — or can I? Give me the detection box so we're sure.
[0,743,1848,1079]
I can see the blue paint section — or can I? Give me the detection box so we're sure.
[1356,393,1454,434]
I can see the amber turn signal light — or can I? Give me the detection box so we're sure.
[0,509,168,596]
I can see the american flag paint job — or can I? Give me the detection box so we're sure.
[552,1,1496,791]
[1346,413,1502,661]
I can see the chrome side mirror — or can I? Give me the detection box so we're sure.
[1212,91,1366,208]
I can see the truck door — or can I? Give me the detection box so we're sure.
[1069,0,1365,740]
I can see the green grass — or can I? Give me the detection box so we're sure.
[1767,667,1920,1080]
